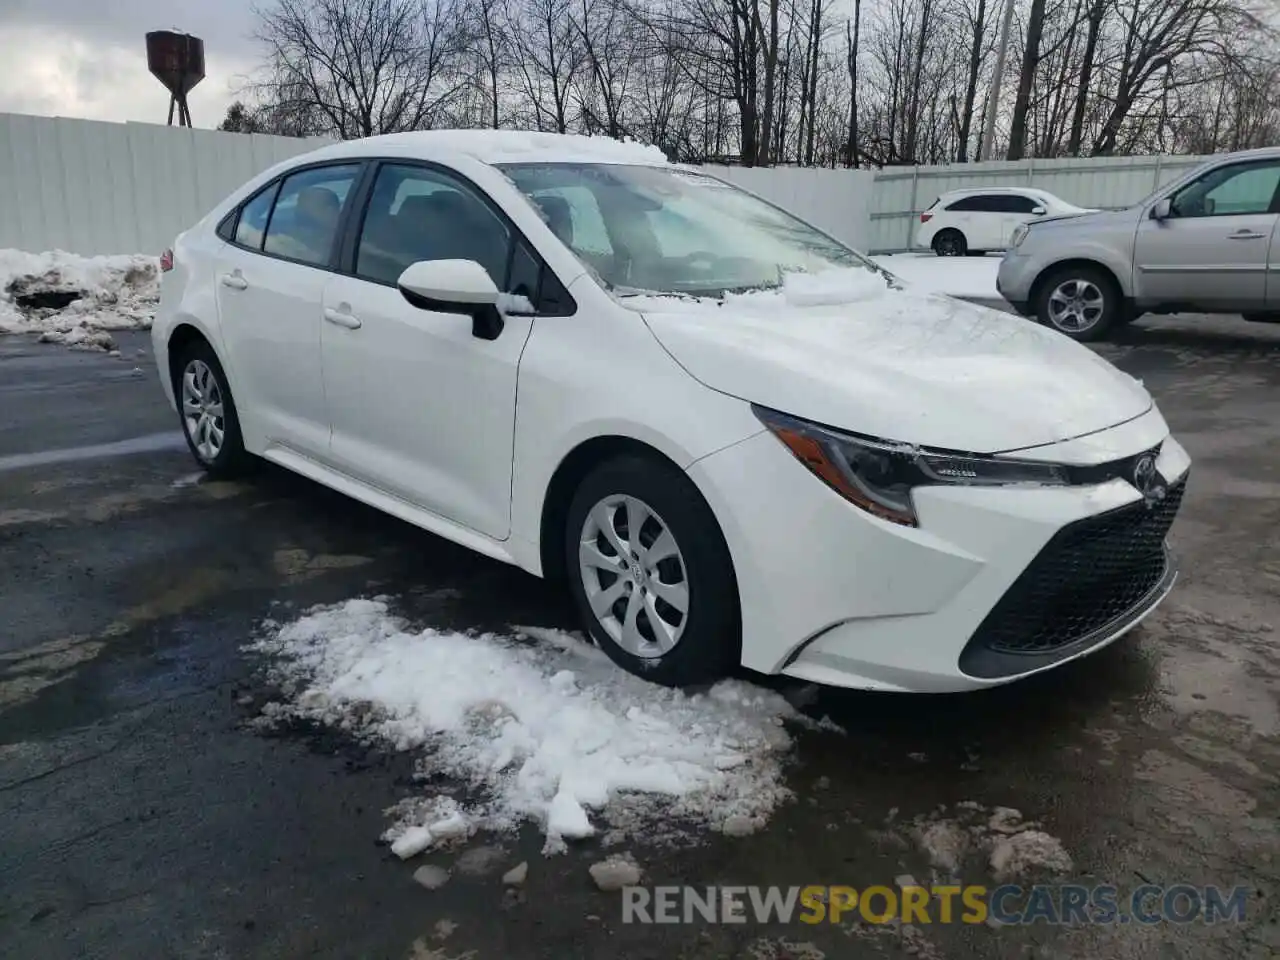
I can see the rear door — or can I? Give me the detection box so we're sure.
[944,194,1004,251]
[1133,157,1280,310]
[214,162,363,459]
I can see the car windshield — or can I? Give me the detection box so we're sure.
[497,162,876,297]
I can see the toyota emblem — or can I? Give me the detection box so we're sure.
[1132,454,1166,506]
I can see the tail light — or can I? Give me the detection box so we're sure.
[920,212,933,223]
[160,249,174,272]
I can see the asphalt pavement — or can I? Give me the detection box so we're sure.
[2,317,1278,960]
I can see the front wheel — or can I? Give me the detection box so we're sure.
[564,455,739,687]
[1035,265,1122,342]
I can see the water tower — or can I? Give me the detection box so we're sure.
[146,30,205,127]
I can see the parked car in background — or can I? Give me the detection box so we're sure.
[998,145,1280,341]
[153,130,1190,694]
[916,187,1093,256]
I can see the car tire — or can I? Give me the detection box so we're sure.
[1035,265,1121,342]
[932,230,967,257]
[174,339,252,478]
[564,454,739,687]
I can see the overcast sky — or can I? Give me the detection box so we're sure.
[0,0,257,128]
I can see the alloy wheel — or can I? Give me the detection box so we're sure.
[181,358,226,462]
[935,234,962,256]
[1047,279,1105,332]
[578,494,690,658]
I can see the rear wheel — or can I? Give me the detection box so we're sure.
[565,455,739,687]
[1035,265,1121,342]
[174,340,252,478]
[932,229,967,257]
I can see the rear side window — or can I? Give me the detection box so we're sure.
[946,195,984,212]
[234,183,279,250]
[263,164,361,267]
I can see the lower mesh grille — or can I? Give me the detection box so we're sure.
[959,477,1186,678]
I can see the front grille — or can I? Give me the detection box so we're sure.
[959,477,1186,678]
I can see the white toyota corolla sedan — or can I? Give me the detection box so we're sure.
[152,130,1190,693]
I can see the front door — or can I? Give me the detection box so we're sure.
[214,162,362,459]
[1133,158,1280,310]
[320,162,538,540]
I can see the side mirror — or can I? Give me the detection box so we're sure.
[397,259,505,340]
[1150,198,1172,221]
[1031,206,1046,216]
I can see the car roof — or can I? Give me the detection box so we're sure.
[293,129,672,168]
[939,186,1050,197]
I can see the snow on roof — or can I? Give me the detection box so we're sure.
[304,129,671,167]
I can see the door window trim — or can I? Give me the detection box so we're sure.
[336,157,577,317]
[218,160,370,272]
[1166,159,1280,220]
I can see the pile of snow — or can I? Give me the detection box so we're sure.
[869,253,1001,300]
[248,598,831,856]
[0,250,160,351]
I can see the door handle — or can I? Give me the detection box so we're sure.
[220,273,248,290]
[323,307,362,329]
[1228,230,1266,240]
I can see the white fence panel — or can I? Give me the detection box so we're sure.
[0,113,329,256]
[0,111,1242,258]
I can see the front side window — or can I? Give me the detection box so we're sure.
[356,164,511,285]
[263,164,360,266]
[499,163,869,296]
[1003,195,1041,214]
[1170,161,1280,218]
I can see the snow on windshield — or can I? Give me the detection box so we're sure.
[500,162,874,297]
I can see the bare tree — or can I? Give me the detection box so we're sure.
[510,0,586,132]
[252,0,470,138]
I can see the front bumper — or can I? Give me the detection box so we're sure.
[996,252,1036,312]
[687,414,1191,693]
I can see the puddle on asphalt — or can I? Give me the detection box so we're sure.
[0,432,186,473]
[1159,648,1280,737]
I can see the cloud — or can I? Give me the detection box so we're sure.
[0,2,261,128]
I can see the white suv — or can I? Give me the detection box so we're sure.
[916,188,1091,256]
[152,130,1189,693]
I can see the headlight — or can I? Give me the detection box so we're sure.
[1009,224,1029,248]
[753,406,1068,526]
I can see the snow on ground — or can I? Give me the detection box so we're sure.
[248,598,838,856]
[870,253,1001,300]
[0,250,160,351]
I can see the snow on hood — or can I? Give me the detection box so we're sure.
[626,267,1151,453]
[0,249,160,351]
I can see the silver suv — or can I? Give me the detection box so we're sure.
[997,146,1280,341]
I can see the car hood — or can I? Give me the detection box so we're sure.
[629,269,1151,453]
[1031,207,1135,230]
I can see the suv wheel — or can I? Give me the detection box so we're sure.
[1036,265,1121,342]
[932,229,967,257]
